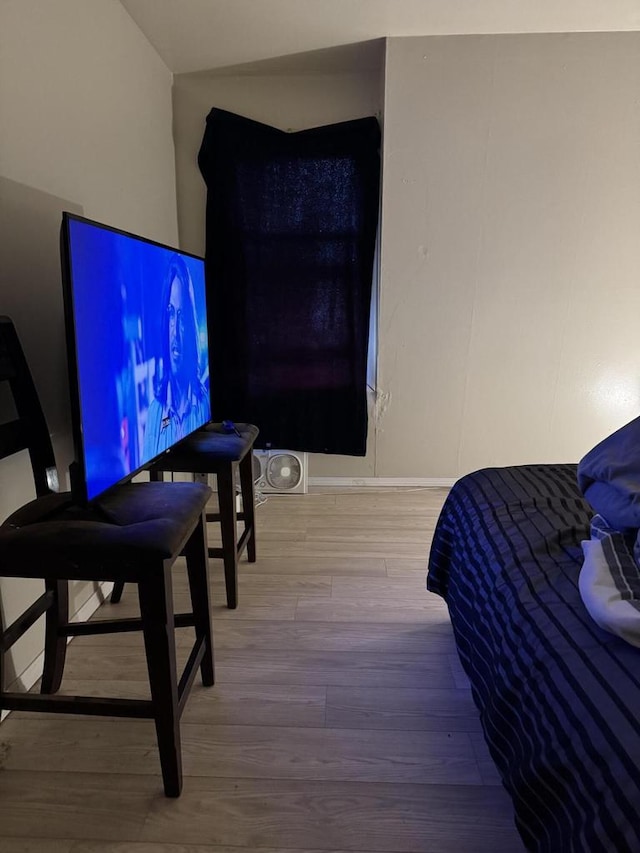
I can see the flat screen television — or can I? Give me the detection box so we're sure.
[60,212,211,503]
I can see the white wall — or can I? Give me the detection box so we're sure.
[1,0,178,244]
[0,0,177,691]
[172,66,384,476]
[380,32,640,477]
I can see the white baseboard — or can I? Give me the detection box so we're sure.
[1,581,113,722]
[308,477,457,488]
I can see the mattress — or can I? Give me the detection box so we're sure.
[427,464,640,853]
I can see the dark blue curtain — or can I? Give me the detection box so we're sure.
[198,108,380,455]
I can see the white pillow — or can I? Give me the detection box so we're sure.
[580,534,640,647]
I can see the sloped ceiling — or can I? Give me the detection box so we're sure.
[119,0,640,74]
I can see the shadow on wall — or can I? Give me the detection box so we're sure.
[0,177,83,494]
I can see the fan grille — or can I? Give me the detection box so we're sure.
[266,453,302,490]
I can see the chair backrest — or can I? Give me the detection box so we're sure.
[0,316,58,497]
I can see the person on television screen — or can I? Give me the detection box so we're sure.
[143,254,210,458]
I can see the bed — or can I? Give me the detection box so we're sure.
[427,464,640,853]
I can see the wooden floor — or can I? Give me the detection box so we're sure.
[0,487,525,852]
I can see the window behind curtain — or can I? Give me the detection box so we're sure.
[198,109,381,456]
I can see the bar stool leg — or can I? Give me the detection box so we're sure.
[216,463,239,609]
[41,579,69,694]
[239,451,257,563]
[110,580,125,604]
[138,565,182,797]
[0,603,5,695]
[184,511,215,685]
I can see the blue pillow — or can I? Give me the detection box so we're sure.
[577,415,640,530]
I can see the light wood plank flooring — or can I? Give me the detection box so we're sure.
[0,487,525,852]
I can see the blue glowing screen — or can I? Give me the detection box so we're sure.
[64,215,210,501]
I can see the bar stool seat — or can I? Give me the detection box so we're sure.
[114,422,259,609]
[2,481,210,568]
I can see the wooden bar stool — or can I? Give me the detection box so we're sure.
[112,422,259,609]
[0,316,214,797]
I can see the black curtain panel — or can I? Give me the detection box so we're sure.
[198,108,381,456]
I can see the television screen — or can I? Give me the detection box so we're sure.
[61,213,211,503]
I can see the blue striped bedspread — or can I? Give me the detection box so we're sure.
[427,464,640,853]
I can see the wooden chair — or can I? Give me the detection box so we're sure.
[0,315,214,797]
[112,422,259,609]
